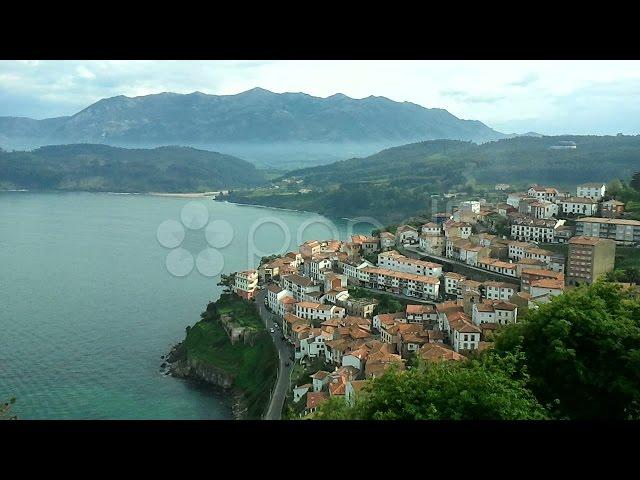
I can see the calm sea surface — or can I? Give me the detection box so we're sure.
[0,192,374,419]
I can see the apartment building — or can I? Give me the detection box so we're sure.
[559,197,599,216]
[510,217,564,243]
[575,217,640,245]
[576,183,606,200]
[566,236,616,286]
[233,270,258,300]
[377,250,443,278]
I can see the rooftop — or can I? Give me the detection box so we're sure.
[577,217,640,226]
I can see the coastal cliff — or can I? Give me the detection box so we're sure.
[164,293,278,419]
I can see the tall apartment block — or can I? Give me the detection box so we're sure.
[566,236,616,286]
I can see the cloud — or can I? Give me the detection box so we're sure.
[440,89,466,98]
[1,60,640,134]
[439,90,505,104]
[465,94,506,104]
[508,72,539,87]
[76,66,96,80]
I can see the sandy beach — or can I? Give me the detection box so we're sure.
[148,191,221,198]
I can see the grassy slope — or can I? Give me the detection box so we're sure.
[183,294,278,419]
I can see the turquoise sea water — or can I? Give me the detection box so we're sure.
[0,192,374,419]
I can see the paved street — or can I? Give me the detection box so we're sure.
[401,245,519,282]
[255,289,294,420]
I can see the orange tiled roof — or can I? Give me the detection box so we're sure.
[306,391,329,410]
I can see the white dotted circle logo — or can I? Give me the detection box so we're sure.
[157,202,234,278]
[196,248,225,277]
[181,201,209,230]
[205,220,234,248]
[166,247,195,277]
[157,219,185,249]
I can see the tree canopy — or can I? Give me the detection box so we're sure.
[315,353,547,420]
[316,281,640,420]
[494,281,640,420]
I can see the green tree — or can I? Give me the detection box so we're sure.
[217,273,235,294]
[312,396,358,420]
[0,397,17,420]
[631,172,640,192]
[315,354,548,420]
[494,281,640,419]
[607,178,625,197]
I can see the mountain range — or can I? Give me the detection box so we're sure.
[0,88,506,167]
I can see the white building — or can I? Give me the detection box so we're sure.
[459,200,481,214]
[449,317,481,352]
[396,225,419,244]
[471,300,518,326]
[295,302,345,322]
[576,183,606,200]
[266,283,288,312]
[529,278,564,304]
[483,281,518,302]
[444,221,472,239]
[282,274,321,301]
[444,272,466,296]
[276,294,296,318]
[341,259,375,283]
[421,222,442,235]
[379,231,396,250]
[419,233,445,256]
[560,197,599,216]
[508,241,536,261]
[510,217,564,243]
[530,200,559,220]
[527,185,559,202]
[362,267,440,300]
[377,250,442,278]
[233,270,258,300]
[302,256,333,281]
[524,247,554,265]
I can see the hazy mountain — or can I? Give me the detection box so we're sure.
[0,144,265,192]
[286,135,640,187]
[223,135,640,222]
[0,88,506,167]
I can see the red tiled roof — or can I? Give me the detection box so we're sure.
[306,392,329,410]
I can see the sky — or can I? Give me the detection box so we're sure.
[1,60,640,135]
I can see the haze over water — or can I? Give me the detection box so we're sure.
[0,192,373,419]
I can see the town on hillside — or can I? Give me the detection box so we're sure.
[228,181,639,417]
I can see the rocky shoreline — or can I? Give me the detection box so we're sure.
[161,342,249,420]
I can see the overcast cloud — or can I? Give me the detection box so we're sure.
[1,60,640,135]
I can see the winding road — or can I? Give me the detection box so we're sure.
[256,289,294,420]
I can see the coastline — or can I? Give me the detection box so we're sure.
[163,294,278,420]
[221,198,373,224]
[148,191,220,199]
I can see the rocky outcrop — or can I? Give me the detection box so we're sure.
[163,342,248,419]
[170,355,235,389]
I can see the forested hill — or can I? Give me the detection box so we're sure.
[286,135,640,189]
[0,144,266,192]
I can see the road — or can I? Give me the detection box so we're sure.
[255,289,294,420]
[401,245,520,283]
[351,283,437,305]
